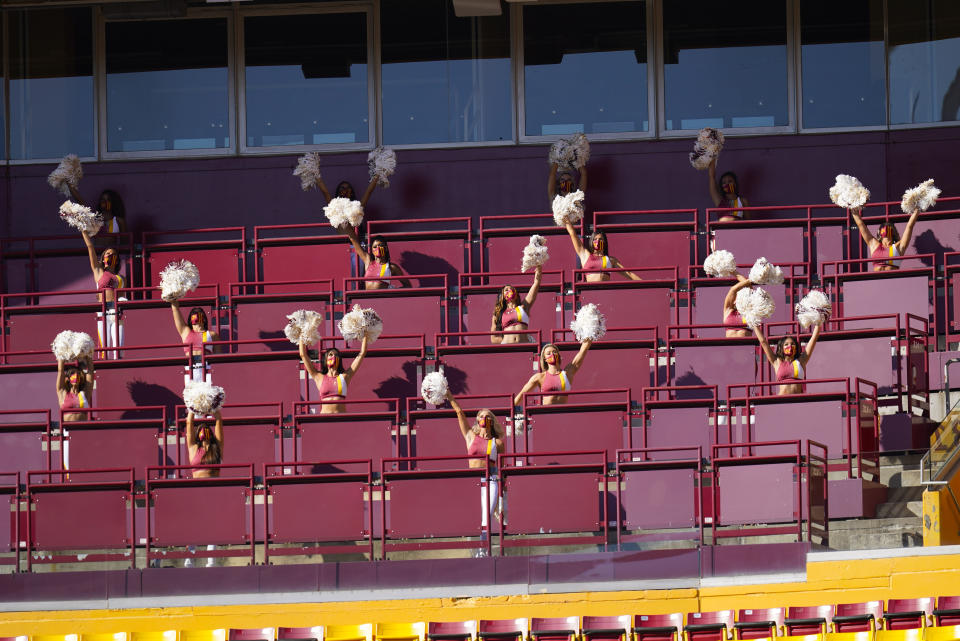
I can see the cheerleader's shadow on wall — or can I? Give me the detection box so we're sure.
[125,379,181,420]
[398,251,457,287]
[913,229,955,268]
[258,329,288,351]
[673,369,714,400]
[371,362,468,400]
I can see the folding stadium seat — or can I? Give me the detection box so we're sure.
[581,616,631,641]
[254,222,355,288]
[80,634,128,641]
[229,630,276,641]
[479,213,580,275]
[276,627,323,641]
[925,626,960,641]
[377,624,425,641]
[435,335,541,398]
[324,625,373,641]
[735,609,785,641]
[521,390,631,463]
[0,637,27,641]
[831,602,883,634]
[784,605,834,639]
[684,611,735,641]
[32,636,80,641]
[882,599,933,630]
[633,614,684,641]
[592,209,698,279]
[935,597,960,627]
[477,619,527,641]
[143,228,246,296]
[426,622,475,641]
[530,617,579,641]
[180,631,227,641]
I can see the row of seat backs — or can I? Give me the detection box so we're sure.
[19,605,960,641]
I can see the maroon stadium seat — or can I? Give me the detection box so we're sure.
[633,614,684,641]
[479,213,581,276]
[734,608,784,640]
[407,394,513,468]
[580,616,631,641]
[143,228,246,294]
[784,605,834,636]
[883,598,934,630]
[530,617,579,641]
[427,622,476,641]
[832,601,884,633]
[255,222,355,290]
[934,596,960,627]
[683,610,734,641]
[521,390,631,463]
[640,386,719,457]
[293,399,402,470]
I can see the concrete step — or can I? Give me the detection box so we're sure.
[875,501,923,518]
[827,516,923,551]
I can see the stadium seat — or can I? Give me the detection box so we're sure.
[925,626,960,641]
[593,208,698,279]
[229,630,276,641]
[294,399,402,469]
[143,228,246,295]
[823,632,872,641]
[0,409,55,476]
[668,335,757,399]
[711,223,806,269]
[228,280,334,349]
[684,611,735,641]
[344,275,450,344]
[633,613,684,641]
[832,602,884,633]
[581,616,631,641]
[479,213,580,275]
[63,406,169,481]
[530,618,579,641]
[276,627,323,641]
[176,403,283,471]
[31,636,79,641]
[435,334,541,398]
[640,386,719,456]
[80,634,128,641]
[935,597,960,627]
[180,631,228,641]
[551,326,659,396]
[426,622,475,641]
[129,632,178,641]
[574,269,679,339]
[322,624,373,641]
[883,598,934,630]
[367,217,471,285]
[376,623,425,641]
[407,394,514,467]
[735,609,784,640]
[875,630,924,641]
[209,349,303,407]
[804,321,902,397]
[785,605,834,637]
[477,621,527,641]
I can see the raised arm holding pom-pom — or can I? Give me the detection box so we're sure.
[186,409,223,478]
[57,355,95,423]
[723,274,752,337]
[564,221,640,282]
[317,176,379,208]
[754,324,821,395]
[709,158,748,221]
[300,335,368,414]
[69,186,128,234]
[341,227,410,290]
[851,206,920,272]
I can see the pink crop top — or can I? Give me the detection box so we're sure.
[318,373,348,399]
[364,262,392,286]
[60,390,88,411]
[97,271,124,292]
[871,243,900,268]
[582,254,611,273]
[723,310,745,328]
[501,305,529,329]
[182,329,215,357]
[776,359,804,382]
[541,371,571,394]
[190,447,206,466]
[467,434,498,460]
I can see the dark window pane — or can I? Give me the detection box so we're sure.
[523,2,647,136]
[381,0,511,145]
[8,8,94,160]
[889,0,960,124]
[801,0,886,128]
[244,12,368,147]
[663,0,788,130]
[106,19,229,152]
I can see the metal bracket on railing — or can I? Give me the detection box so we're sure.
[944,358,960,410]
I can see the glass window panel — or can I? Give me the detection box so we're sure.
[663,0,788,130]
[381,0,511,145]
[889,0,960,124]
[105,19,229,152]
[244,13,368,148]
[0,22,5,161]
[800,0,886,128]
[8,8,94,160]
[523,2,648,136]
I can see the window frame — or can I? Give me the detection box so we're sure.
[237,1,376,156]
[656,0,796,138]
[6,6,98,165]
[98,7,236,160]
[516,0,657,144]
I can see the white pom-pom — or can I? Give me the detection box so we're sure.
[322,197,364,229]
[338,304,384,343]
[284,309,324,345]
[735,288,775,330]
[570,303,606,343]
[183,380,225,416]
[421,367,449,406]
[51,330,95,362]
[552,190,585,227]
[828,174,871,210]
[293,152,322,191]
[158,259,199,302]
[521,235,550,273]
[569,133,590,169]
[703,250,738,278]
[47,155,83,197]
[748,257,784,285]
[59,201,103,236]
[548,139,574,168]
[689,128,724,170]
[368,147,397,187]
[795,290,832,330]
[901,178,940,213]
